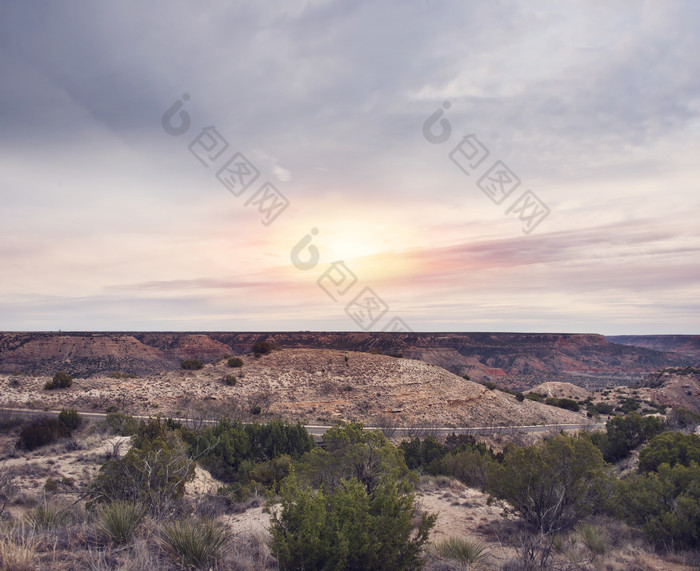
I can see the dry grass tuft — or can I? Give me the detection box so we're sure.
[0,525,37,571]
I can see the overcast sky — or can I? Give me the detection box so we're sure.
[1,1,698,334]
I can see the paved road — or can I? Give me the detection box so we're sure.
[0,407,605,437]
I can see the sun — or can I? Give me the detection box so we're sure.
[323,228,385,261]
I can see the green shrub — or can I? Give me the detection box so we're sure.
[544,397,580,412]
[43,381,55,390]
[591,412,666,463]
[399,436,448,470]
[249,455,293,491]
[16,419,71,451]
[105,412,139,436]
[434,537,488,566]
[96,501,143,544]
[616,461,700,549]
[400,434,497,488]
[52,371,73,389]
[487,434,609,534]
[108,372,137,379]
[91,429,195,516]
[615,397,641,414]
[296,423,413,494]
[131,417,172,448]
[180,359,204,370]
[191,419,314,485]
[161,518,229,569]
[516,392,525,402]
[58,408,82,430]
[432,448,494,489]
[524,392,545,402]
[226,357,243,368]
[638,432,700,473]
[223,374,237,386]
[252,341,274,356]
[593,402,614,415]
[271,475,435,571]
[483,382,497,390]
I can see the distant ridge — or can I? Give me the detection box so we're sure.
[607,335,700,362]
[0,331,692,389]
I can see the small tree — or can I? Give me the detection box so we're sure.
[487,433,609,535]
[90,429,195,517]
[226,357,243,368]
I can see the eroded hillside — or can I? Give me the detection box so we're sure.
[0,348,586,427]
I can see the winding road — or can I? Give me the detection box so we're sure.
[0,407,605,438]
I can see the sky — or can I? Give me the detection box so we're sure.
[0,1,699,334]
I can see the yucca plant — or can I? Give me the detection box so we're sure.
[96,501,143,544]
[24,502,71,530]
[576,523,608,555]
[161,518,229,569]
[435,537,488,566]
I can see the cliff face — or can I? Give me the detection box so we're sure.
[0,331,689,387]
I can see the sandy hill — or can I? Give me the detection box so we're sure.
[530,382,592,401]
[0,348,586,427]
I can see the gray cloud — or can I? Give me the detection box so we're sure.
[0,1,698,333]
